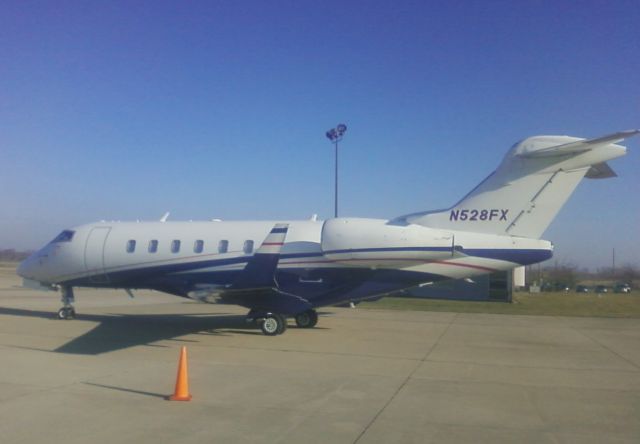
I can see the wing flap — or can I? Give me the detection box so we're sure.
[220,288,312,315]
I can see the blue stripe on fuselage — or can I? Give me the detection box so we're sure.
[62,246,549,287]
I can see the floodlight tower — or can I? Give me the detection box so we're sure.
[325,123,347,218]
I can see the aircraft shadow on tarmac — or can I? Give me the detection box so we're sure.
[0,306,273,355]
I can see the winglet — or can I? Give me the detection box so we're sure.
[231,224,289,290]
[253,223,288,255]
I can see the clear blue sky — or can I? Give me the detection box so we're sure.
[1,1,638,269]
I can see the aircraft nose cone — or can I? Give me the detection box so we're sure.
[16,260,28,278]
[16,257,33,279]
[17,255,37,280]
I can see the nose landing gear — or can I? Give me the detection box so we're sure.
[57,286,76,320]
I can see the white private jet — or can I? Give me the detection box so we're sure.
[17,130,637,335]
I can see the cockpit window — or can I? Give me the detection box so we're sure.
[51,230,75,243]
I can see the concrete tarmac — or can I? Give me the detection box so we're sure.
[0,272,639,443]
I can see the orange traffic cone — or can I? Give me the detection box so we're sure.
[168,346,192,401]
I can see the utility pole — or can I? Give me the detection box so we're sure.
[325,123,347,218]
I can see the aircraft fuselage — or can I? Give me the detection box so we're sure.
[18,218,551,308]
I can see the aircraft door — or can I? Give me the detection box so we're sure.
[85,227,111,283]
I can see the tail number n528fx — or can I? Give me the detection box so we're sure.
[449,209,508,221]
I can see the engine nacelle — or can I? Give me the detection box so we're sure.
[321,218,455,267]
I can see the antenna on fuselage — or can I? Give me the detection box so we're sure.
[160,212,170,222]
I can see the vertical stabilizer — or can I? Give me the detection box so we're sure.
[394,130,636,238]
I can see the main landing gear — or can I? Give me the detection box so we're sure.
[57,286,76,320]
[246,311,288,336]
[247,309,319,336]
[294,309,318,329]
[260,313,287,336]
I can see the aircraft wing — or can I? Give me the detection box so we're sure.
[187,223,313,314]
[218,287,313,315]
[520,129,639,158]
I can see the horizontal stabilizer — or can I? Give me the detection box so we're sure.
[519,129,638,158]
[585,162,617,179]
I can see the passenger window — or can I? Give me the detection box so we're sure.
[171,240,181,253]
[194,240,204,253]
[243,240,254,254]
[148,240,158,253]
[218,240,228,254]
[126,240,136,253]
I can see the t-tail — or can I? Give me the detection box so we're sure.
[395,130,638,238]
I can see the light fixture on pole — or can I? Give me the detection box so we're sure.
[325,123,347,218]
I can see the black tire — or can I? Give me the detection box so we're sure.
[276,315,287,335]
[295,309,318,328]
[57,307,75,320]
[261,313,286,336]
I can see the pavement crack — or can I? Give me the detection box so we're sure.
[352,313,458,444]
[572,326,640,371]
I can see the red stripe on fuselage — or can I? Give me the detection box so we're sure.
[282,257,499,272]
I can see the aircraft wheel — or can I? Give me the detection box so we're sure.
[261,313,286,336]
[294,309,318,328]
[57,307,76,320]
[277,315,287,334]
